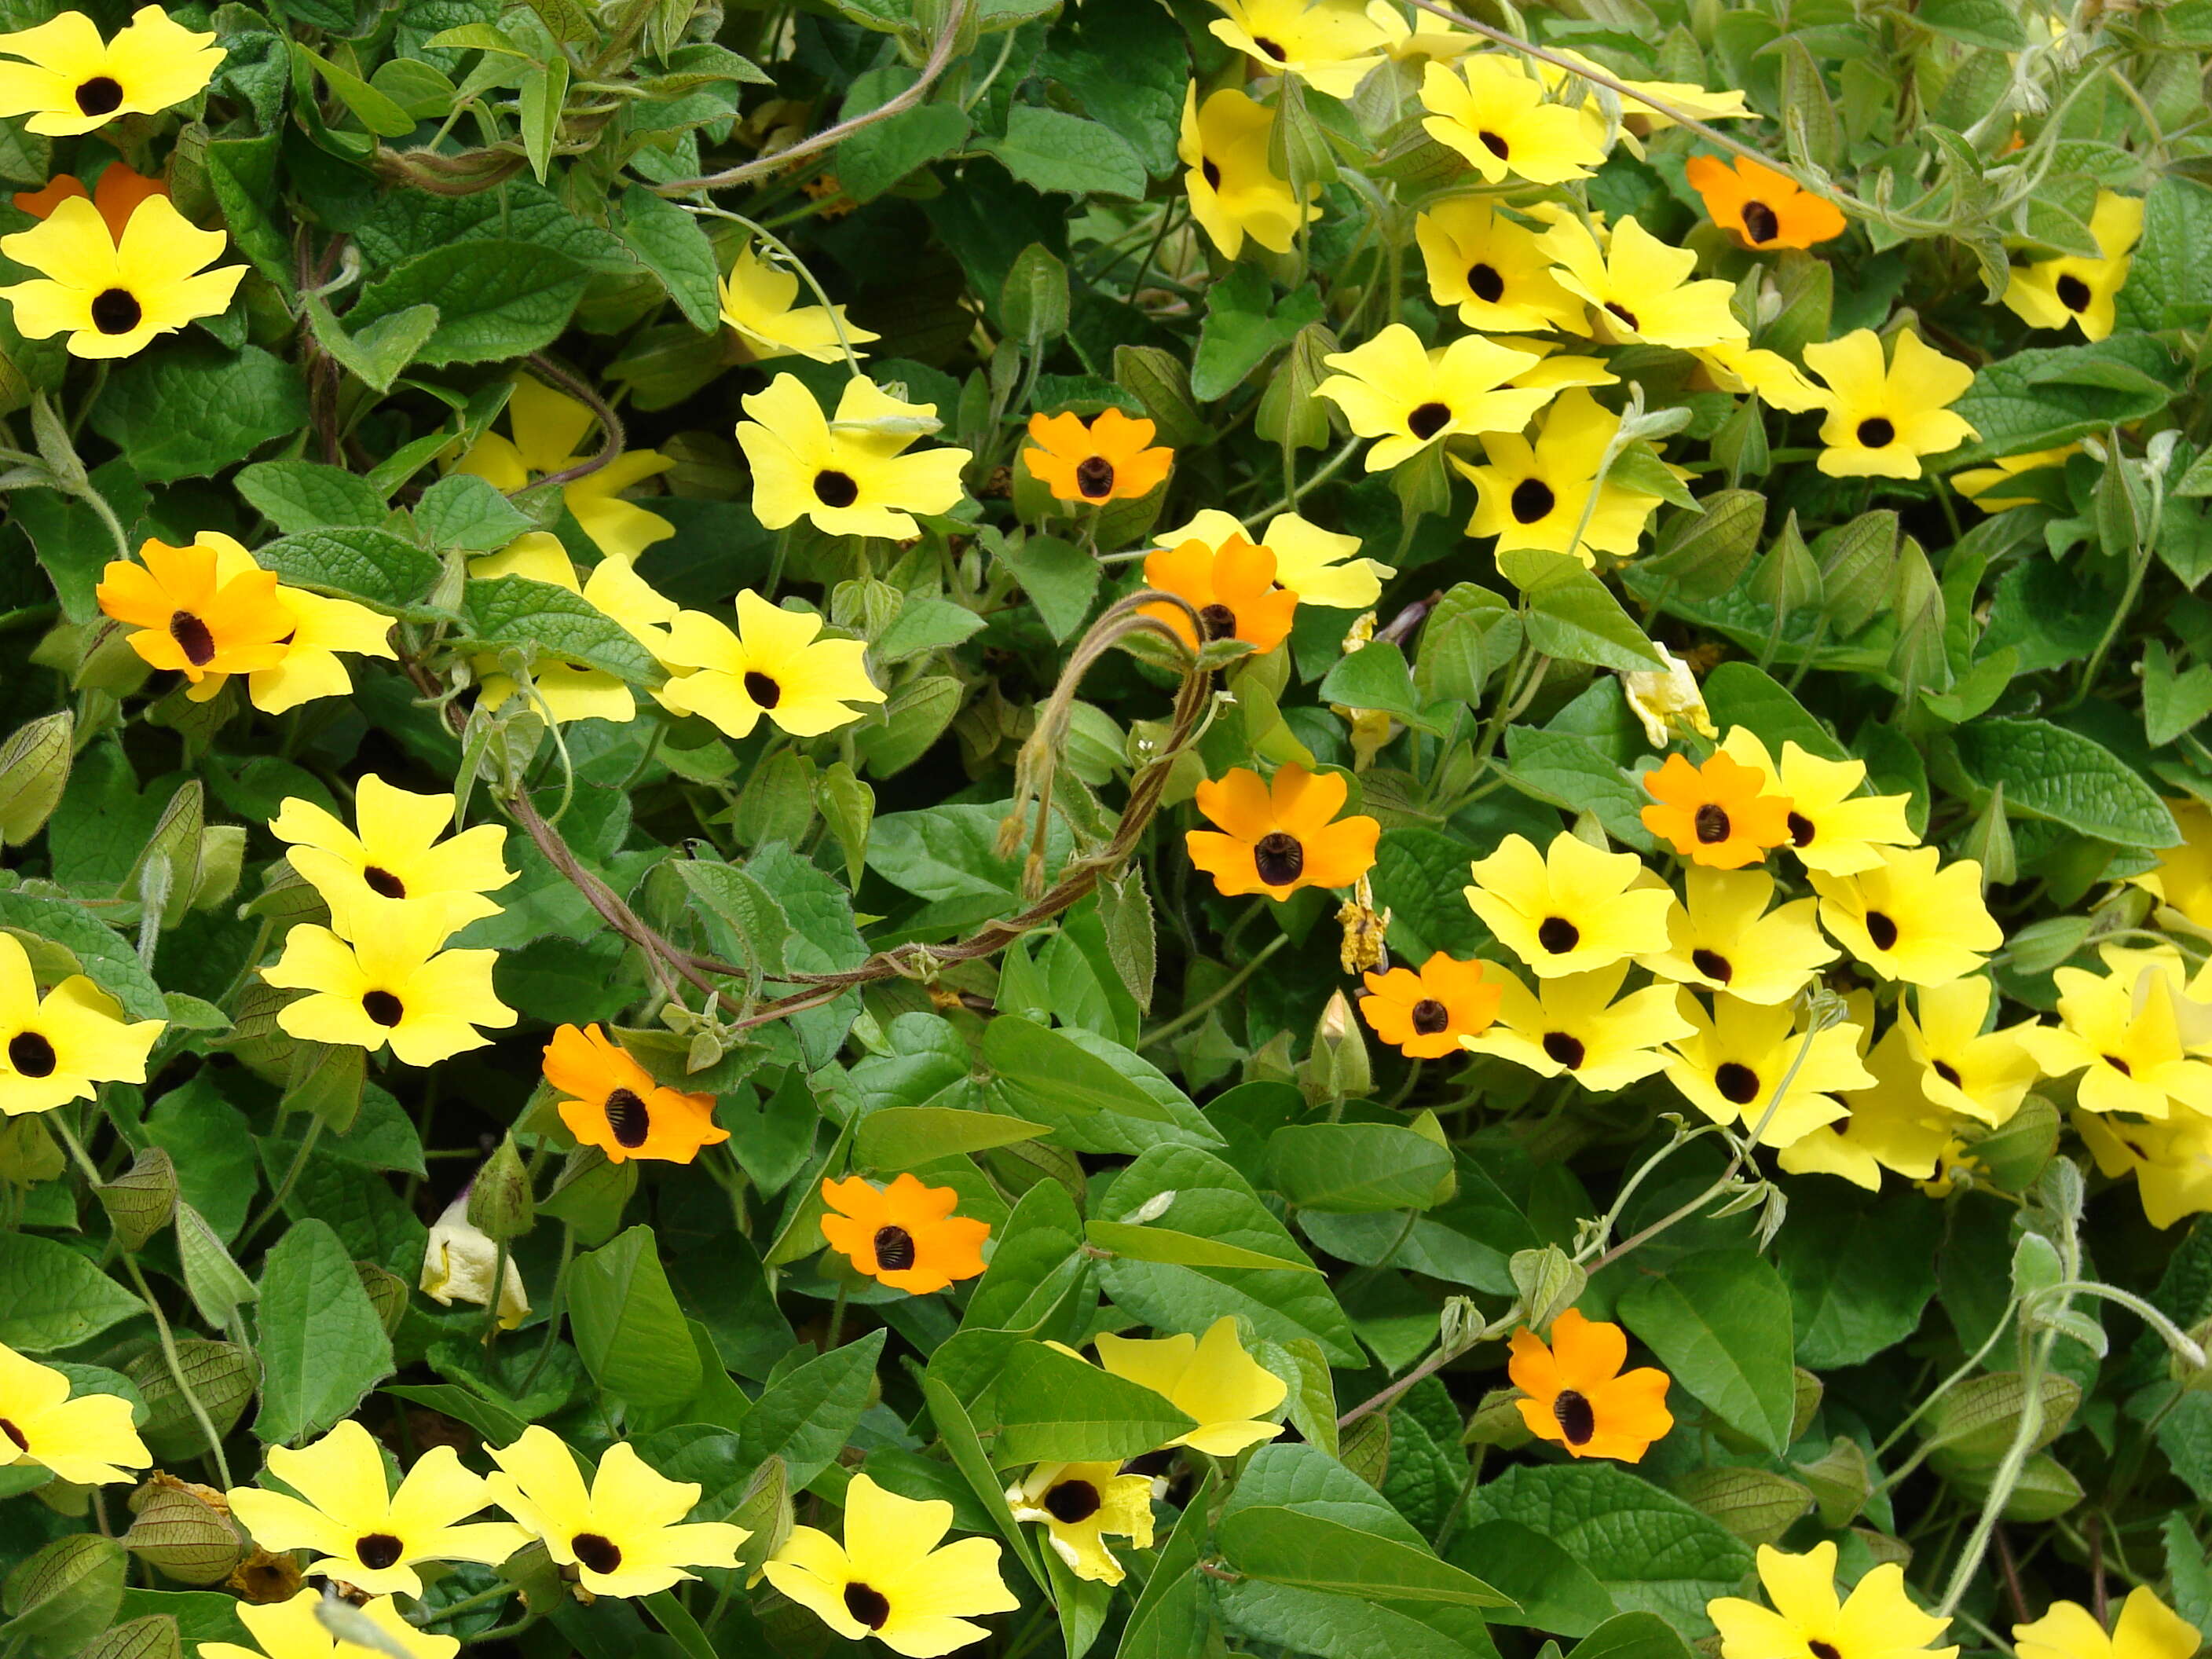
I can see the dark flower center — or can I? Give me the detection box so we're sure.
[1809,1644,1844,1659]
[1201,157,1222,190]
[2056,273,2092,312]
[1536,916,1580,955]
[1410,998,1450,1035]
[1407,401,1452,440]
[361,990,404,1027]
[1075,456,1115,499]
[812,469,860,508]
[1605,301,1639,331]
[1251,34,1285,58]
[2104,1053,2133,1078]
[75,76,124,115]
[1856,416,1895,449]
[1198,602,1238,640]
[1552,1386,1596,1445]
[355,1533,404,1571]
[362,866,406,899]
[1044,1479,1102,1522]
[873,1224,917,1271]
[844,1583,892,1629]
[1691,948,1732,983]
[1787,811,1815,847]
[1511,478,1555,523]
[1694,803,1733,844]
[603,1088,650,1148]
[169,610,217,667]
[90,287,142,335]
[1740,200,1780,244]
[744,670,782,709]
[7,1032,57,1079]
[1254,830,1305,887]
[1542,1031,1585,1069]
[1478,130,1509,159]
[1864,910,1899,950]
[1715,1060,1761,1105]
[1467,262,1505,303]
[1932,1059,1962,1087]
[0,1419,25,1452]
[571,1533,623,1575]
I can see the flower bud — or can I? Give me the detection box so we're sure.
[467,1134,536,1243]
[123,1474,244,1585]
[0,710,71,846]
[423,1186,529,1329]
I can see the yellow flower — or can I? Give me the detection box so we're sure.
[1621,645,1718,749]
[1415,198,1585,333]
[0,929,162,1117]
[420,1186,529,1329]
[0,1340,149,1485]
[2128,797,2212,931]
[1369,1,1480,60]
[2001,191,2145,342]
[1538,48,1752,148]
[764,1471,1016,1657]
[1093,1317,1287,1456]
[1539,214,1747,350]
[199,1589,458,1659]
[488,1426,746,1599]
[655,589,885,739]
[262,913,515,1067]
[1720,730,1917,877]
[0,5,222,134]
[1419,54,1607,185]
[1900,976,2040,1127]
[269,775,515,942]
[1464,830,1674,978]
[1178,82,1318,259]
[1456,387,1677,563]
[1208,0,1390,97]
[2018,961,2212,1119]
[0,189,239,358]
[1005,1461,1156,1585]
[1664,992,1868,1147]
[738,373,970,540]
[452,377,675,560]
[1954,445,2079,511]
[1638,866,1836,1005]
[1811,847,2000,987]
[467,533,682,724]
[226,1419,526,1599]
[1778,1020,1957,1191]
[1155,507,1393,610]
[2078,1109,2212,1229]
[2016,1588,2202,1659]
[1317,324,1551,473]
[719,242,877,364]
[1803,328,1979,480]
[1708,1542,1957,1659]
[1462,961,1693,1092]
[1694,339,1828,412]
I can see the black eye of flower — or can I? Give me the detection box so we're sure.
[1044,1479,1102,1522]
[90,287,142,335]
[1856,416,1896,448]
[744,671,782,709]
[1511,478,1555,523]
[812,470,860,508]
[1467,263,1505,303]
[2056,273,2093,311]
[1552,1387,1596,1445]
[1254,831,1305,886]
[75,75,123,115]
[1740,200,1780,243]
[1407,401,1452,440]
[873,1225,917,1271]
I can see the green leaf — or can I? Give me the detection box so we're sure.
[737,1329,887,1490]
[1086,1220,1324,1273]
[1945,337,2181,468]
[1500,549,1666,671]
[252,1218,396,1444]
[1569,1613,1701,1659]
[1501,728,1657,853]
[1618,1248,1798,1455]
[838,101,971,203]
[2115,175,2212,332]
[291,42,416,135]
[3,1535,127,1659]
[1774,1185,1942,1369]
[1218,1507,1513,1608]
[993,1339,1199,1463]
[1265,1122,1454,1213]
[1415,584,1518,708]
[2146,640,2212,747]
[923,1376,1051,1592]
[986,529,1099,642]
[1192,268,1325,402]
[1455,1520,1617,1635]
[88,345,307,483]
[1115,1465,1218,1659]
[617,185,722,332]
[463,575,662,684]
[1951,717,2179,848]
[1701,661,1849,761]
[414,473,535,553]
[0,1232,144,1352]
[347,241,591,368]
[981,106,1147,199]
[1319,642,1437,731]
[255,526,441,609]
[235,460,387,534]
[982,1015,1172,1123]
[568,1225,704,1412]
[856,1106,1050,1168]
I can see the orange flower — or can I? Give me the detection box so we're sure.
[542,1024,727,1165]
[1141,533,1298,654]
[14,162,164,240]
[1188,763,1379,900]
[1684,155,1846,251]
[1507,1308,1673,1462]
[1361,953,1502,1058]
[819,1173,990,1295]
[1640,752,1793,869]
[94,537,293,683]
[1024,408,1174,505]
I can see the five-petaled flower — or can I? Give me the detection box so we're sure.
[544,1023,727,1164]
[1141,532,1299,654]
[1664,991,1870,1146]
[1462,962,1693,1092]
[2014,1587,2201,1659]
[269,777,514,942]
[453,376,677,559]
[1638,866,1836,1006]
[1707,1540,1957,1659]
[0,1340,150,1485]
[1686,154,1847,250]
[1415,197,1586,333]
[1005,1461,1157,1585]
[1539,214,1748,350]
[199,1588,460,1659]
[0,929,162,1116]
[1317,324,1551,472]
[0,5,222,134]
[1507,1309,1673,1462]
[1178,83,1317,259]
[1360,952,1502,1058]
[1092,1317,1287,1455]
[1186,763,1379,900]
[1719,730,1917,877]
[819,1172,991,1295]
[1024,408,1174,506]
[738,373,971,540]
[0,190,242,358]
[1641,752,1794,869]
[654,589,886,739]
[1803,328,1979,480]
[1207,0,1390,98]
[1464,830,1674,977]
[1457,386,1677,562]
[2001,190,2145,343]
[719,241,879,364]
[1419,54,1607,185]
[1810,845,2001,987]
[262,911,516,1067]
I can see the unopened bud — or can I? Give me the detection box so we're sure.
[97,1146,178,1253]
[124,1474,244,1585]
[0,711,72,846]
[466,1135,535,1242]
